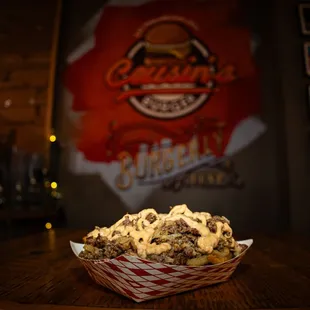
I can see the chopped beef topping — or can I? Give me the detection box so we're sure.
[80,205,243,266]
[206,219,217,233]
[85,235,108,248]
[223,230,232,238]
[163,224,177,234]
[85,236,96,246]
[173,253,188,265]
[239,244,247,253]
[177,219,200,235]
[96,236,108,248]
[162,219,200,236]
[184,247,195,258]
[112,231,121,237]
[104,243,123,258]
[213,215,230,225]
[145,213,157,224]
[122,216,132,226]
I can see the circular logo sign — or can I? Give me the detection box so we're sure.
[123,22,216,120]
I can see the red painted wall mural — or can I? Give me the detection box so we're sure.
[64,0,266,211]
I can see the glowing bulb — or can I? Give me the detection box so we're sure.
[29,98,36,105]
[4,99,12,108]
[45,222,52,230]
[51,182,57,189]
[49,135,56,142]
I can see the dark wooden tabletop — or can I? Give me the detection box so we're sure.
[0,229,310,310]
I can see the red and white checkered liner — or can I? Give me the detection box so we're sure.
[70,239,252,302]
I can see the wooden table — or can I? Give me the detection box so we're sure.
[0,229,310,310]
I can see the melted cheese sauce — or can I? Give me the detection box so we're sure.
[86,204,237,258]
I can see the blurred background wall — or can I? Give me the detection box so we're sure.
[55,0,310,234]
[0,0,309,237]
[0,0,62,239]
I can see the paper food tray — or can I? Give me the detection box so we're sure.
[71,239,252,302]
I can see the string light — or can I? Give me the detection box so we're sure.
[4,99,12,108]
[49,134,56,142]
[45,222,52,230]
[51,182,57,189]
[28,98,36,106]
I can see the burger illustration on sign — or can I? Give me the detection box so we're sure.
[143,22,192,66]
[106,18,236,119]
